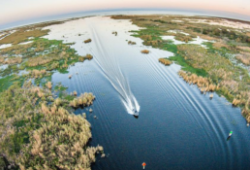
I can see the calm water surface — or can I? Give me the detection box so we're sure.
[44,16,250,170]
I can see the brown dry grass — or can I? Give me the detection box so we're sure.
[232,98,241,106]
[112,31,118,36]
[84,38,92,43]
[236,52,250,65]
[178,70,217,92]
[220,80,239,92]
[237,46,250,52]
[213,40,229,49]
[27,56,53,67]
[141,49,150,54]
[0,57,22,64]
[128,41,136,45]
[0,29,49,45]
[86,54,93,60]
[140,35,152,41]
[159,58,172,65]
[30,69,46,78]
[69,93,95,108]
[146,40,162,46]
[46,81,52,89]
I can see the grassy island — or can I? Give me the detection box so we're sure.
[112,15,250,123]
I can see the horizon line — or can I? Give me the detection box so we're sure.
[1,8,250,31]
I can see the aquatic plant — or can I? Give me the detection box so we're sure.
[178,70,216,92]
[236,52,250,65]
[84,39,92,43]
[140,35,152,41]
[69,93,95,108]
[0,56,22,64]
[86,54,93,60]
[141,49,150,54]
[78,56,85,62]
[46,81,52,89]
[145,40,162,46]
[128,41,136,45]
[159,58,172,65]
[209,93,214,98]
[232,98,241,106]
[112,31,118,36]
[30,69,47,78]
[175,33,193,43]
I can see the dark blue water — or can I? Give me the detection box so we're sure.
[47,17,250,170]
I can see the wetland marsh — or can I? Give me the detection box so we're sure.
[1,14,250,170]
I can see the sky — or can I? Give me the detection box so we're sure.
[1,0,250,30]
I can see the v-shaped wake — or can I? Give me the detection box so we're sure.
[89,24,140,115]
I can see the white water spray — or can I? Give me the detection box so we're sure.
[89,24,140,115]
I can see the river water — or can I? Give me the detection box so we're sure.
[43,16,250,170]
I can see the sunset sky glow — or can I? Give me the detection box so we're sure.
[1,0,250,30]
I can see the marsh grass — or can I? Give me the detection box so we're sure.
[0,83,102,169]
[112,31,118,36]
[141,49,150,54]
[84,38,92,43]
[128,40,136,45]
[69,93,95,108]
[159,58,172,65]
[236,52,250,65]
[175,33,193,43]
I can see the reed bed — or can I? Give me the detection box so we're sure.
[175,33,193,43]
[236,52,250,65]
[69,93,95,108]
[84,39,92,43]
[145,40,162,46]
[178,70,217,92]
[141,49,150,54]
[128,41,136,45]
[112,31,118,36]
[140,35,152,41]
[86,54,93,60]
[0,29,49,45]
[0,57,22,64]
[232,98,241,106]
[159,58,172,65]
[46,81,52,89]
[30,69,47,78]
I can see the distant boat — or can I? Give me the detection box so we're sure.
[228,131,233,137]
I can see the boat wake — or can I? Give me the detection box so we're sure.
[90,24,140,115]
